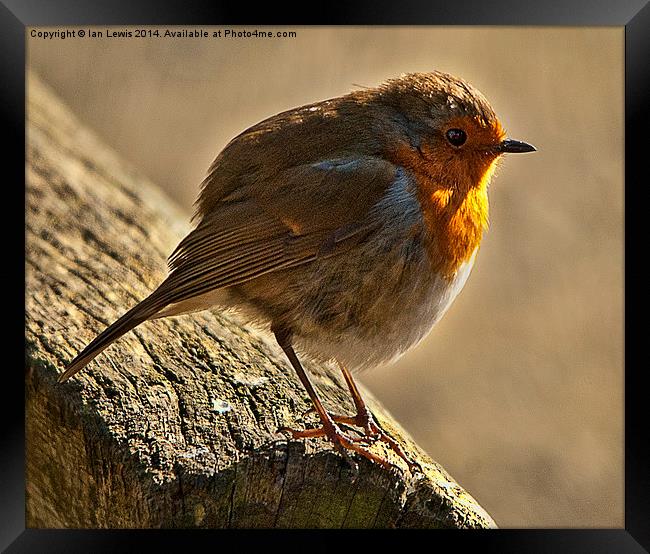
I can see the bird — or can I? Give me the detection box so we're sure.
[58,71,536,470]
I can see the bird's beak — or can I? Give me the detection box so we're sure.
[498,138,536,154]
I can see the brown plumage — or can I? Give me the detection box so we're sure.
[59,71,535,469]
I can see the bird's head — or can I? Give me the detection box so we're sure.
[376,71,535,193]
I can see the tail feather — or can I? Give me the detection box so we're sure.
[58,293,167,383]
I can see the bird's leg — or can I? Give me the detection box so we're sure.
[331,361,420,471]
[274,329,397,471]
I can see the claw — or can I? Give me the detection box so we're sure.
[284,409,419,471]
[332,411,420,472]
[279,421,399,471]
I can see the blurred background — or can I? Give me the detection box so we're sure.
[27,26,623,528]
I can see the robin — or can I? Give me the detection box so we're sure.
[58,71,535,470]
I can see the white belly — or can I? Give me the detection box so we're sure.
[294,250,476,371]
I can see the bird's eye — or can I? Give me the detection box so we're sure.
[446,128,467,147]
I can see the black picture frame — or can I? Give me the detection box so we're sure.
[6,1,648,551]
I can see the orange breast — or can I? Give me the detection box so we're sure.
[388,144,494,279]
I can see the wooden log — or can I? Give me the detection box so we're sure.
[25,71,496,529]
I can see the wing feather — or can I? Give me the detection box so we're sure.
[157,156,400,310]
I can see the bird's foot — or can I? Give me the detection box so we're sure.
[280,418,398,472]
[288,408,421,472]
[322,409,421,472]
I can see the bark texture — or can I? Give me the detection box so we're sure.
[25,71,496,529]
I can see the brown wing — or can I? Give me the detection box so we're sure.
[157,156,398,307]
[59,156,397,383]
[60,91,402,382]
